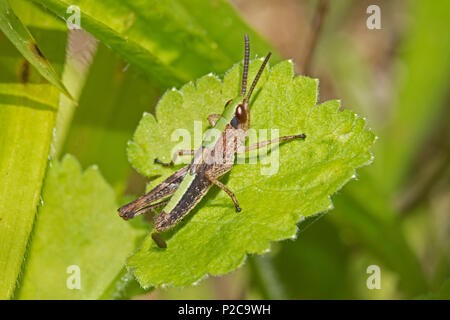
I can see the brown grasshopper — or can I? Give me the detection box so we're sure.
[118,35,306,248]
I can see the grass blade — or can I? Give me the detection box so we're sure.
[0,0,72,99]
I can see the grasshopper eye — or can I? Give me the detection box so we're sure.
[235,104,247,123]
[230,104,247,129]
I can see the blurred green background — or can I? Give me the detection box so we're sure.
[1,0,449,299]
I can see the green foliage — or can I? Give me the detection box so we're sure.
[62,44,160,193]
[0,2,67,297]
[265,218,353,299]
[304,0,450,297]
[17,155,145,299]
[0,0,279,299]
[377,0,450,192]
[417,279,450,300]
[1,0,447,300]
[32,0,278,88]
[126,59,376,288]
[0,0,70,98]
[0,84,59,299]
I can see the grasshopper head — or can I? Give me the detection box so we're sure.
[222,97,250,131]
[223,34,271,132]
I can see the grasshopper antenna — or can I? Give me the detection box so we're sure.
[241,34,250,97]
[246,51,271,102]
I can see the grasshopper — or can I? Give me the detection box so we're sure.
[118,35,306,248]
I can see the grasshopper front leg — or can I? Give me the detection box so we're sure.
[207,114,221,127]
[155,149,195,167]
[161,116,221,173]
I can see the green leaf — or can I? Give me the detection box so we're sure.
[17,155,145,299]
[99,267,151,300]
[0,3,70,298]
[33,0,277,87]
[126,59,376,287]
[10,0,66,31]
[0,0,72,98]
[0,83,59,299]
